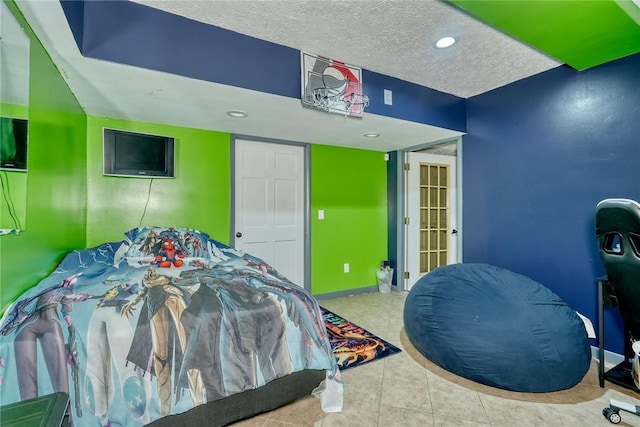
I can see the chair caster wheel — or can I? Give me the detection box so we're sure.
[603,407,622,424]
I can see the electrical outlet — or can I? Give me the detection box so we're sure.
[318,209,324,220]
[344,263,350,273]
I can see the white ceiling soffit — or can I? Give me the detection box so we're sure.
[12,0,561,151]
[1,1,30,107]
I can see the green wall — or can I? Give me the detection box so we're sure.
[310,145,388,294]
[85,119,388,297]
[0,0,87,311]
[85,117,231,246]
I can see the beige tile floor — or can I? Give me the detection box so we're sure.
[232,291,640,427]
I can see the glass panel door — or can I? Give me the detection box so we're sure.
[419,163,449,274]
[406,150,457,291]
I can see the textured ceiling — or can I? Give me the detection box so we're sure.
[133,0,562,99]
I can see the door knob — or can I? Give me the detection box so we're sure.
[236,232,243,238]
[451,229,458,235]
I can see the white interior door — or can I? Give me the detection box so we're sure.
[405,151,458,290]
[234,139,305,287]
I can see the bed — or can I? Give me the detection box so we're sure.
[0,226,342,426]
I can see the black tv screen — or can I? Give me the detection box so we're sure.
[0,117,28,172]
[103,128,175,178]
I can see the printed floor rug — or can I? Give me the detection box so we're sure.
[320,307,402,371]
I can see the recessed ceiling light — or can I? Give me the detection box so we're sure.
[226,110,247,118]
[364,132,380,138]
[435,36,456,49]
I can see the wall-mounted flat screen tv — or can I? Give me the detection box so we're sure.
[0,117,28,172]
[103,128,175,178]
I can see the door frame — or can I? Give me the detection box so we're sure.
[230,134,311,291]
[395,136,463,291]
[405,150,458,290]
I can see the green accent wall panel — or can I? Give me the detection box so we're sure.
[310,145,387,294]
[449,0,640,70]
[85,117,231,247]
[0,104,28,117]
[1,0,86,312]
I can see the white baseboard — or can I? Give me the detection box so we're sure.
[592,345,625,369]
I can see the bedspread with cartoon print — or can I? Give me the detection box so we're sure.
[0,227,340,426]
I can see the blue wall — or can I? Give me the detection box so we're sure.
[463,53,640,353]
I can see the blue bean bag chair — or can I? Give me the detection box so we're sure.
[403,263,591,392]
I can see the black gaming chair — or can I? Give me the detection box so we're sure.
[596,198,640,341]
[596,199,640,424]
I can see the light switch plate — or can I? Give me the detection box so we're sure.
[384,89,393,105]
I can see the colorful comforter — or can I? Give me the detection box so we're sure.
[0,227,341,426]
